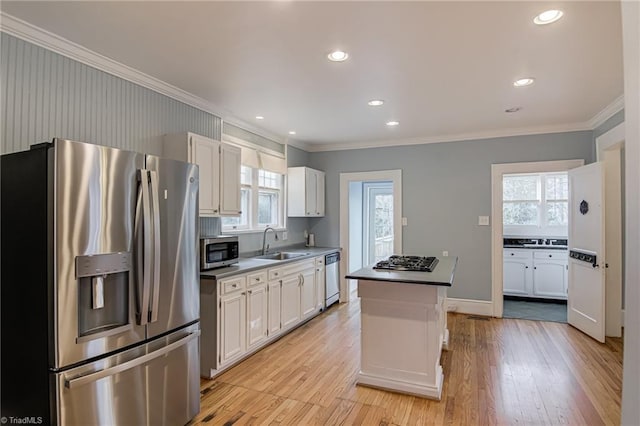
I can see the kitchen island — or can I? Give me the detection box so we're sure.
[346,256,458,400]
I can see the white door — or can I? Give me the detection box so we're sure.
[568,162,605,342]
[364,184,394,264]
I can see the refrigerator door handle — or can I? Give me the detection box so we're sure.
[136,169,152,325]
[64,330,200,389]
[149,170,161,323]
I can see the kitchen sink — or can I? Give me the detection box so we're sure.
[255,252,311,260]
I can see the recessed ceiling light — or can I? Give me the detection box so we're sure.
[256,116,264,120]
[288,131,296,135]
[505,107,522,113]
[386,121,400,126]
[368,100,384,107]
[327,50,349,62]
[513,78,535,87]
[534,10,563,25]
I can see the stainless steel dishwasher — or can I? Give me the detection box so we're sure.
[325,252,340,307]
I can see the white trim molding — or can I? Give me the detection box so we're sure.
[596,122,626,161]
[588,95,625,129]
[339,170,402,303]
[490,159,585,318]
[446,298,493,317]
[0,11,285,146]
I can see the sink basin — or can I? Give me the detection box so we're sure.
[255,251,311,260]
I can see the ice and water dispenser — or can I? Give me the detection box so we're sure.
[75,252,132,341]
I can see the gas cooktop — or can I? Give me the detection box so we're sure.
[373,255,439,272]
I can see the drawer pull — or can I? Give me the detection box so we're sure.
[549,254,552,258]
[510,253,514,256]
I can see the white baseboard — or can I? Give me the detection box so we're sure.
[446,298,493,317]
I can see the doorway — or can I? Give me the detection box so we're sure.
[340,170,402,302]
[490,159,584,318]
[501,171,570,323]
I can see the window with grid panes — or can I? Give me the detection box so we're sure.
[222,166,284,232]
[503,172,568,234]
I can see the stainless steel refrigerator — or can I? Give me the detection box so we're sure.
[1,139,200,425]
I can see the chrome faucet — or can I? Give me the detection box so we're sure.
[262,226,278,255]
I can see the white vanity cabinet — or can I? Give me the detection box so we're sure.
[163,132,241,216]
[503,248,568,300]
[287,167,325,217]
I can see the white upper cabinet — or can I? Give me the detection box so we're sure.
[288,166,325,217]
[219,143,242,215]
[163,132,241,217]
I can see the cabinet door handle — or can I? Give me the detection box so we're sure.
[510,253,514,256]
[549,254,552,258]
[534,267,537,269]
[247,290,252,295]
[525,266,529,269]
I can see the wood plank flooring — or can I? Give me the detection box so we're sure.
[192,297,623,425]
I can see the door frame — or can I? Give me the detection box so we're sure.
[491,159,584,317]
[363,182,394,265]
[596,122,625,335]
[340,170,402,303]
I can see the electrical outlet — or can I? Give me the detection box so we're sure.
[478,216,490,226]
[402,217,408,226]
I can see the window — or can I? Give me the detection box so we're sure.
[503,172,568,233]
[222,166,284,232]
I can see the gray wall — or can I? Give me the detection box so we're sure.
[308,131,594,301]
[0,33,220,155]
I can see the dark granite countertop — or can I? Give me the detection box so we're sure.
[345,256,458,286]
[200,246,341,280]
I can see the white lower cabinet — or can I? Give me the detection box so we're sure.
[246,283,268,349]
[201,255,334,378]
[267,280,282,336]
[315,257,325,311]
[503,249,568,300]
[300,268,317,319]
[220,291,246,365]
[532,251,568,298]
[281,275,301,329]
[503,250,532,296]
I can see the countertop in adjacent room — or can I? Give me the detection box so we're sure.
[345,256,458,286]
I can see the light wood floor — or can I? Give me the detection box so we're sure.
[193,297,623,425]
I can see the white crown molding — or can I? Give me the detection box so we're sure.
[0,12,285,145]
[285,138,312,152]
[304,122,593,152]
[588,94,625,129]
[0,12,624,154]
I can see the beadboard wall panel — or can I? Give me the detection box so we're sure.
[0,33,221,155]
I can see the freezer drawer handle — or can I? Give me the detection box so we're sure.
[64,330,200,389]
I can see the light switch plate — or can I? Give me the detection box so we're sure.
[402,217,408,226]
[478,216,490,226]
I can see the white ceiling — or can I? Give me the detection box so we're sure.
[0,1,624,150]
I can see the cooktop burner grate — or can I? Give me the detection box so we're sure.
[374,255,439,272]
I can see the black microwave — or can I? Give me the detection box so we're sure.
[200,236,239,270]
